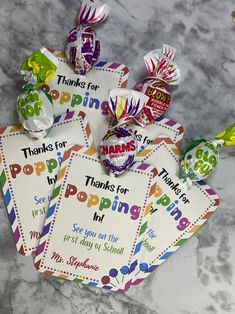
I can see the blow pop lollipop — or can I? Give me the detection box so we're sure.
[133,44,181,126]
[17,48,59,139]
[65,0,110,75]
[180,123,235,187]
[100,127,137,176]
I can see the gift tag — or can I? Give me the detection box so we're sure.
[0,110,94,256]
[43,52,129,145]
[130,116,184,151]
[34,145,158,290]
[118,137,220,292]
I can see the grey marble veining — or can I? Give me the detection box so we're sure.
[0,0,235,313]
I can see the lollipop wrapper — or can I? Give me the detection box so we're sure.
[133,44,180,124]
[215,123,235,146]
[17,89,54,138]
[18,47,58,138]
[66,25,100,75]
[100,127,137,176]
[66,0,110,75]
[179,140,219,185]
[20,47,59,89]
[108,89,149,126]
[134,78,171,125]
[180,122,235,185]
[78,0,111,25]
[143,44,180,85]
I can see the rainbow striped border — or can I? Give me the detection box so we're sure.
[34,145,159,290]
[136,136,180,163]
[0,110,94,256]
[112,116,184,150]
[117,137,220,292]
[154,116,184,149]
[52,51,129,89]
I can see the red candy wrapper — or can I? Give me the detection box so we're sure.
[66,0,110,75]
[133,44,181,126]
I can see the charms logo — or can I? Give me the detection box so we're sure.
[100,140,136,156]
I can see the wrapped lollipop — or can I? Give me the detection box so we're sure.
[180,123,235,188]
[65,0,110,75]
[100,90,147,177]
[133,44,181,127]
[17,48,59,139]
[100,127,137,177]
[109,89,150,126]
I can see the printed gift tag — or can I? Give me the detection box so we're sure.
[118,137,220,292]
[0,111,93,256]
[132,116,184,151]
[43,52,129,144]
[34,145,158,290]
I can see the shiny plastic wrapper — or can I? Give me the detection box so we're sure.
[17,47,59,139]
[65,0,110,75]
[180,123,235,187]
[100,127,137,176]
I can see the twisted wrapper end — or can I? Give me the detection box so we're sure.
[144,44,181,86]
[214,122,235,146]
[108,89,149,127]
[78,0,111,25]
[179,166,194,190]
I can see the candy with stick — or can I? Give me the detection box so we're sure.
[109,89,149,126]
[134,263,149,276]
[100,127,137,177]
[17,47,59,139]
[101,266,130,288]
[109,268,120,284]
[101,275,115,287]
[180,123,235,187]
[133,44,181,126]
[66,0,110,75]
[120,265,130,282]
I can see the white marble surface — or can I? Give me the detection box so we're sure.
[0,0,235,313]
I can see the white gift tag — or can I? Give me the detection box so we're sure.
[34,145,158,290]
[0,110,94,256]
[131,116,184,151]
[117,137,220,292]
[43,52,129,145]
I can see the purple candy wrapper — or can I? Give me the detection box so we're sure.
[100,127,137,176]
[66,0,110,75]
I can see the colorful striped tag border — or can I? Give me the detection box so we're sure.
[0,110,93,256]
[137,136,180,163]
[52,51,129,89]
[34,144,159,290]
[154,116,184,149]
[118,137,220,292]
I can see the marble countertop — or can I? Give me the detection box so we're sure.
[0,0,235,313]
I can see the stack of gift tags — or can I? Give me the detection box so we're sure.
[1,0,233,293]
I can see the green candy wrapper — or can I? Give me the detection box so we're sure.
[180,123,235,187]
[17,48,59,139]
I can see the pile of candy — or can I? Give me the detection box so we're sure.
[101,89,235,186]
[16,0,235,189]
[0,0,232,294]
